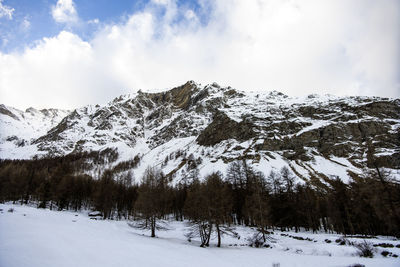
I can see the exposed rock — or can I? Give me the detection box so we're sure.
[197,111,256,146]
[1,81,399,181]
[0,105,19,120]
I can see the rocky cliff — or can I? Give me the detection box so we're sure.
[1,81,399,184]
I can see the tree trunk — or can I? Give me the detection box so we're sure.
[199,224,206,247]
[261,226,266,243]
[151,217,156,237]
[205,224,212,247]
[216,223,221,247]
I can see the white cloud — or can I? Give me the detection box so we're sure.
[20,17,31,31]
[51,0,78,24]
[0,0,399,110]
[88,18,99,24]
[0,31,121,109]
[152,0,170,5]
[184,10,196,20]
[0,0,14,19]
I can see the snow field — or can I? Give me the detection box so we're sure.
[1,204,399,267]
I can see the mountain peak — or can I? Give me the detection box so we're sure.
[1,82,399,184]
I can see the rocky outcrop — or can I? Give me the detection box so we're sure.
[0,105,19,120]
[144,80,207,110]
[1,81,399,179]
[197,111,256,146]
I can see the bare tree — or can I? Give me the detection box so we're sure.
[184,172,233,247]
[134,166,169,237]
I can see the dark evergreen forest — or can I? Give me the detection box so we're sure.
[0,151,399,245]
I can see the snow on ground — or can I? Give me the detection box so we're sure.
[295,120,332,136]
[0,143,45,160]
[307,155,357,183]
[0,105,70,160]
[1,204,399,267]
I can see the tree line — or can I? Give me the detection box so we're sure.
[0,155,399,246]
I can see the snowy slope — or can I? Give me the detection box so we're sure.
[1,204,399,267]
[0,105,70,159]
[0,81,399,184]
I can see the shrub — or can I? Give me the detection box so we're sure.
[373,243,394,248]
[354,240,375,258]
[381,251,390,257]
[248,233,266,248]
[336,237,347,245]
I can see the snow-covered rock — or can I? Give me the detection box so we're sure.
[1,81,399,184]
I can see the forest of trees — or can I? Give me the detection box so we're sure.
[0,154,399,246]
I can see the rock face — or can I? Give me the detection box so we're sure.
[197,111,256,146]
[1,81,399,183]
[0,105,70,158]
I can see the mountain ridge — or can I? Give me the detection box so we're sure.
[1,81,399,184]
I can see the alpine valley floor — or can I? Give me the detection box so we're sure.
[0,203,399,267]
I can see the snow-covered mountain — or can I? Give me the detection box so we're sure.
[0,105,70,159]
[1,81,399,184]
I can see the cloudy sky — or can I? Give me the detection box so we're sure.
[0,0,399,110]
